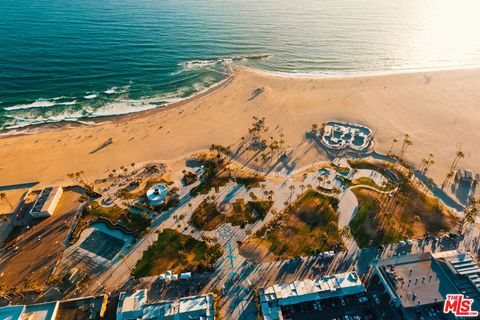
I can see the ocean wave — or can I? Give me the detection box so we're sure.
[180,53,271,70]
[104,87,117,94]
[89,100,157,117]
[58,100,77,106]
[1,113,83,130]
[84,94,97,99]
[1,72,231,132]
[4,99,56,111]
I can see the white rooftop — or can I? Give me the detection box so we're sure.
[259,272,365,319]
[117,289,148,320]
[262,272,363,303]
[116,291,214,320]
[143,294,213,319]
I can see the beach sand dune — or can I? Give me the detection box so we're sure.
[0,67,479,189]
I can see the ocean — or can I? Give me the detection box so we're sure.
[1,0,480,130]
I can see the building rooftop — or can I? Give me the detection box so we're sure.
[55,295,108,320]
[116,290,214,320]
[117,289,148,319]
[262,272,363,305]
[374,253,458,309]
[30,186,63,217]
[259,272,365,320]
[143,294,214,320]
[433,250,480,308]
[0,305,26,320]
[24,302,59,320]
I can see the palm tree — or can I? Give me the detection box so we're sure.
[317,176,324,188]
[388,138,398,155]
[0,192,13,211]
[179,214,186,229]
[425,159,435,175]
[400,134,412,160]
[450,149,465,173]
[340,226,352,239]
[441,171,455,190]
[464,198,478,227]
[289,185,296,203]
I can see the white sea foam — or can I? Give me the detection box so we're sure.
[104,87,117,94]
[3,110,86,130]
[1,73,231,132]
[84,94,97,99]
[90,100,158,117]
[4,99,56,111]
[58,100,77,106]
[180,54,272,71]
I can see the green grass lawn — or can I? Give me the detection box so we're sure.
[190,198,272,230]
[248,190,342,258]
[132,229,222,277]
[350,186,456,247]
[190,199,223,231]
[351,177,395,191]
[189,159,231,196]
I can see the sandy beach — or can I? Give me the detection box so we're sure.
[1,66,480,189]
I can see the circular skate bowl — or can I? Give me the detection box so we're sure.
[146,183,168,206]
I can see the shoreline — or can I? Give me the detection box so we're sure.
[0,66,479,192]
[0,66,235,139]
[2,64,480,139]
[247,63,480,80]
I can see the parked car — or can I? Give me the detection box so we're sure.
[358,297,368,303]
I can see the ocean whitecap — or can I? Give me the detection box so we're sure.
[4,99,56,111]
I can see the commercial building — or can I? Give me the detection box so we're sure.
[0,306,26,320]
[116,290,215,320]
[373,251,480,319]
[0,295,108,320]
[117,290,148,320]
[433,250,480,311]
[30,186,63,218]
[259,272,365,320]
